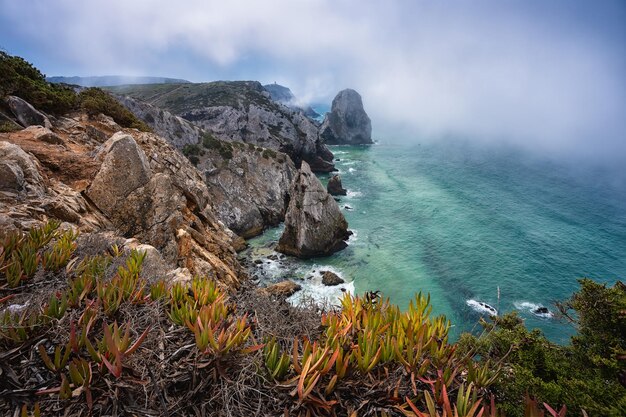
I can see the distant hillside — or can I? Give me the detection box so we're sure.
[263,83,320,119]
[47,75,190,87]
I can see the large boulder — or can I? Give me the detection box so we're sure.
[277,161,351,258]
[320,89,372,145]
[327,174,347,196]
[0,141,45,194]
[86,133,152,217]
[5,96,51,129]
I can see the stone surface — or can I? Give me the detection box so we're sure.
[277,161,351,258]
[0,141,45,195]
[86,133,152,217]
[322,270,345,286]
[327,174,347,196]
[260,280,302,297]
[25,126,65,145]
[320,89,372,145]
[5,96,51,128]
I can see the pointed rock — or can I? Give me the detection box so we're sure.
[277,161,351,258]
[5,96,51,129]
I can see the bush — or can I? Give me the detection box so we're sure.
[77,88,151,131]
[458,279,626,417]
[0,51,77,115]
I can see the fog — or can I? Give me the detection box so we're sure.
[1,0,625,169]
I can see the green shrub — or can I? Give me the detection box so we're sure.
[0,51,77,115]
[458,279,626,417]
[77,88,151,131]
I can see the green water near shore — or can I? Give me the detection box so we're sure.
[249,141,626,343]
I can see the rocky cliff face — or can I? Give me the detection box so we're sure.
[320,89,372,145]
[114,94,298,238]
[0,107,245,288]
[107,81,335,172]
[277,161,351,258]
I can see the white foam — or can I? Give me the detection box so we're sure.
[466,299,498,316]
[347,229,358,245]
[346,190,362,198]
[287,266,354,307]
[348,167,356,173]
[514,301,553,318]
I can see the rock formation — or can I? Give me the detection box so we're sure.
[107,81,335,172]
[0,101,245,288]
[327,174,347,196]
[5,95,52,128]
[322,270,345,286]
[114,95,298,238]
[277,161,351,258]
[320,89,372,145]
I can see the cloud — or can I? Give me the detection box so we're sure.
[1,0,625,166]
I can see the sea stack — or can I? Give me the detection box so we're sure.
[327,174,347,196]
[320,89,372,145]
[277,161,351,258]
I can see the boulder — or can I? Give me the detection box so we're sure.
[86,133,152,217]
[327,175,347,196]
[322,270,344,286]
[5,96,51,129]
[260,280,302,297]
[320,89,372,145]
[24,126,65,145]
[277,161,351,258]
[0,141,45,195]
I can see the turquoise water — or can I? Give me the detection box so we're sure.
[250,141,626,343]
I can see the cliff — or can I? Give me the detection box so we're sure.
[113,94,297,238]
[106,81,335,172]
[0,110,244,288]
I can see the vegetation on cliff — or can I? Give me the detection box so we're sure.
[1,52,149,131]
[2,222,624,416]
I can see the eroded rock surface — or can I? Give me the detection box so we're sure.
[327,174,347,196]
[277,161,351,258]
[320,89,372,145]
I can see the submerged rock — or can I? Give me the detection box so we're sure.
[277,161,351,258]
[327,174,347,196]
[320,89,372,145]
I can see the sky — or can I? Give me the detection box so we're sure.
[1,0,625,169]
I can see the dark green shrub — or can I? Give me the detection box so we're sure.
[77,88,151,132]
[0,51,77,115]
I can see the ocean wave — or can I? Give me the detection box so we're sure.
[347,229,358,244]
[514,301,553,318]
[348,167,356,173]
[287,266,354,307]
[466,299,498,316]
[346,190,362,198]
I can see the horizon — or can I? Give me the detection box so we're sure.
[1,0,625,172]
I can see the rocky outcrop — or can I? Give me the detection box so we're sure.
[277,161,351,258]
[5,96,51,129]
[0,105,245,288]
[107,81,335,172]
[115,94,298,238]
[198,144,297,238]
[320,89,372,145]
[322,270,344,286]
[260,280,302,298]
[115,95,203,150]
[327,174,347,196]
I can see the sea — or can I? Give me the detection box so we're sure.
[245,140,626,344]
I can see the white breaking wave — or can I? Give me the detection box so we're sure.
[514,301,554,318]
[346,190,362,198]
[348,167,356,173]
[287,266,354,307]
[347,229,358,245]
[466,299,498,316]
